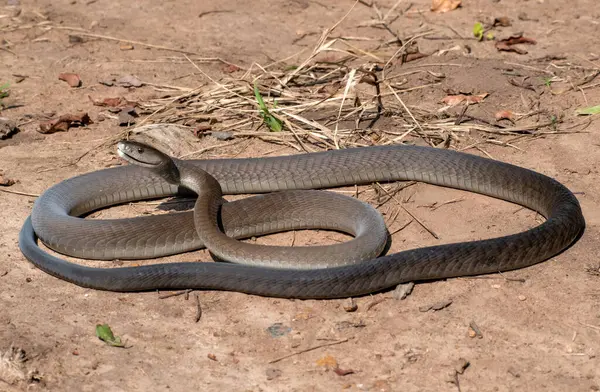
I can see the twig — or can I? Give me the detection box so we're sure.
[158,289,193,299]
[54,28,240,65]
[385,82,433,146]
[194,294,202,323]
[579,322,600,332]
[177,140,242,159]
[366,296,390,311]
[375,183,439,239]
[389,219,413,236]
[0,188,39,197]
[431,197,465,211]
[268,338,351,364]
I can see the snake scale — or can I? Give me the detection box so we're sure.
[19,142,585,298]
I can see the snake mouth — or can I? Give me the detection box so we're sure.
[117,142,160,168]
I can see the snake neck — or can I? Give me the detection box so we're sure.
[175,160,223,200]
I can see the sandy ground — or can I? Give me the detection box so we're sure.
[1,0,600,391]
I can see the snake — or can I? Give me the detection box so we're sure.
[19,141,585,298]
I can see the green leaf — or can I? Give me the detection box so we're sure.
[95,324,125,347]
[0,83,9,100]
[575,105,600,115]
[473,22,484,41]
[253,82,283,132]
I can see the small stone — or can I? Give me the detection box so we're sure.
[117,75,143,88]
[118,110,136,126]
[371,380,392,392]
[207,353,217,361]
[266,323,291,338]
[290,334,302,348]
[68,35,84,43]
[210,131,234,141]
[266,368,282,380]
[454,357,470,374]
[0,118,19,140]
[343,298,358,312]
[518,295,527,301]
[468,321,483,339]
[392,282,415,300]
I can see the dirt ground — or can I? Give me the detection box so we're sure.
[1,0,600,391]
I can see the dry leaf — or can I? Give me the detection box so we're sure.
[493,16,511,27]
[495,33,536,54]
[38,113,92,134]
[0,174,15,186]
[404,51,429,63]
[117,75,143,88]
[58,73,82,87]
[316,355,338,369]
[222,64,241,73]
[441,93,488,106]
[495,110,514,121]
[89,96,137,108]
[431,0,461,13]
[334,367,355,376]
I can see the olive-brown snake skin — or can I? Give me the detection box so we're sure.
[19,142,585,298]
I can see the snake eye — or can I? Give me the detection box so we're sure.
[137,147,144,154]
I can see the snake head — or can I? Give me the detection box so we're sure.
[117,140,181,184]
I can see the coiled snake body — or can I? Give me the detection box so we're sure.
[19,142,585,298]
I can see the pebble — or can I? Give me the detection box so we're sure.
[343,298,358,312]
[392,282,415,300]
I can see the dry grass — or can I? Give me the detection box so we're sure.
[130,38,576,158]
[63,1,592,161]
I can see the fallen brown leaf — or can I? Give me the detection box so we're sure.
[495,110,514,121]
[316,355,338,369]
[0,174,15,186]
[222,64,241,73]
[334,367,355,376]
[431,0,461,13]
[89,96,137,108]
[419,299,453,312]
[58,73,82,88]
[495,33,536,54]
[404,51,429,63]
[441,93,488,106]
[493,16,511,27]
[38,113,92,134]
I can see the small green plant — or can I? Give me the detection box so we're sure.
[473,22,484,41]
[575,104,600,116]
[253,82,283,132]
[0,83,9,106]
[543,77,553,88]
[95,323,125,348]
[473,23,495,41]
[550,114,558,131]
